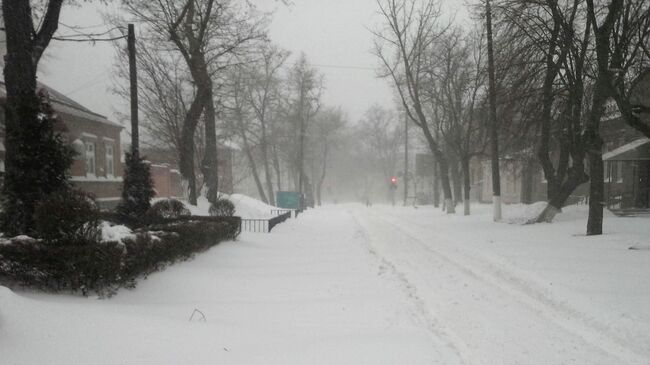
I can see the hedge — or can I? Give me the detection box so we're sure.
[0,216,241,297]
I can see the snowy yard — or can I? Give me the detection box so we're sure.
[1,203,649,364]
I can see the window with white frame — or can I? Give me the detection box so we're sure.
[105,144,114,177]
[85,141,96,176]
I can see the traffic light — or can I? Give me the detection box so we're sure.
[390,176,398,189]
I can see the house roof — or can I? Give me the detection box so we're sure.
[0,80,122,129]
[603,138,650,161]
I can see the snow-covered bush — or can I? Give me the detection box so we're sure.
[33,188,101,244]
[146,199,191,220]
[0,217,241,296]
[209,198,236,217]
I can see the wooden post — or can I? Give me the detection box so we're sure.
[127,23,139,158]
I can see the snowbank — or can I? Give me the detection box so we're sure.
[501,201,548,224]
[183,194,277,219]
[228,194,277,219]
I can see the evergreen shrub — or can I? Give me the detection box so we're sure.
[117,151,155,223]
[33,188,101,244]
[146,198,191,220]
[209,198,236,217]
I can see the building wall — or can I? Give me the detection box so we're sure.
[218,147,234,194]
[141,146,235,196]
[64,112,123,179]
[0,96,124,201]
[149,163,183,198]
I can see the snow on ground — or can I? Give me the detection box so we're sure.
[349,203,650,364]
[1,202,649,364]
[183,194,277,219]
[0,206,445,365]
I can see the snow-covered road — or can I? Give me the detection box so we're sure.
[1,203,649,364]
[349,204,650,364]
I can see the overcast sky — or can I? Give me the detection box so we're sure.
[38,0,469,127]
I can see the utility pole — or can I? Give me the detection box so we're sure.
[486,0,502,221]
[403,111,409,206]
[127,23,139,159]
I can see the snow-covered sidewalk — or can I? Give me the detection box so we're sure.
[0,207,448,364]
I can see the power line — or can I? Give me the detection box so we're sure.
[64,70,112,95]
[52,35,127,43]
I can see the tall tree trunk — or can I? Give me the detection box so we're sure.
[486,0,502,221]
[303,173,315,208]
[260,120,275,205]
[450,156,462,207]
[316,143,329,206]
[438,156,455,214]
[201,85,219,204]
[585,0,622,235]
[420,126,454,213]
[1,0,67,234]
[237,117,268,204]
[178,87,208,205]
[520,160,534,204]
[461,155,471,216]
[403,113,409,206]
[534,1,590,223]
[433,159,440,208]
[272,145,283,191]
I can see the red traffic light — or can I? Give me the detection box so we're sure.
[390,176,398,185]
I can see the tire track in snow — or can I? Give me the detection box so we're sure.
[367,209,648,365]
[349,210,469,365]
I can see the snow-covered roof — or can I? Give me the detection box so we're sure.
[603,138,650,161]
[0,80,122,129]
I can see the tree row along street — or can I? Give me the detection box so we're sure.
[2,205,648,364]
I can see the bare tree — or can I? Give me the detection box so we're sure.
[357,105,405,201]
[428,27,489,215]
[490,0,592,223]
[244,44,290,205]
[223,66,270,203]
[585,0,624,235]
[372,0,457,213]
[120,0,266,205]
[287,53,323,206]
[311,107,346,205]
[112,39,191,164]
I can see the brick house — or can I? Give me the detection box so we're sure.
[0,81,124,207]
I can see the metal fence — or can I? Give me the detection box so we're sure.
[269,211,291,231]
[240,219,269,233]
[271,209,295,217]
[241,210,296,233]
